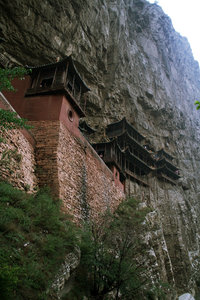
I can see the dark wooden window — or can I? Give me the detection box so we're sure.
[40,77,53,88]
[68,110,74,122]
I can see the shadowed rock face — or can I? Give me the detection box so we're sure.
[1,0,200,296]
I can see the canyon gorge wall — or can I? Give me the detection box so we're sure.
[1,0,200,297]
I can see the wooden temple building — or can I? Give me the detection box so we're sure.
[79,120,96,137]
[92,118,180,191]
[3,56,90,139]
[25,56,89,117]
[155,149,180,185]
[3,54,180,194]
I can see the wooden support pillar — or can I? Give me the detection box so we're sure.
[34,71,41,90]
[52,66,58,87]
[72,75,75,96]
[63,62,69,86]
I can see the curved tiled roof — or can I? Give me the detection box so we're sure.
[26,56,90,93]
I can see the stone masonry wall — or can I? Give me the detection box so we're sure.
[30,120,124,221]
[58,122,124,221]
[29,121,61,196]
[0,93,37,192]
[1,0,200,294]
[0,129,37,192]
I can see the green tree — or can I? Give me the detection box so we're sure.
[69,198,150,300]
[0,67,31,133]
[0,67,28,92]
[0,182,79,300]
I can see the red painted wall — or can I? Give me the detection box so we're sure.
[59,97,81,138]
[3,77,31,118]
[0,91,35,147]
[110,165,125,192]
[2,77,125,194]
[3,77,82,139]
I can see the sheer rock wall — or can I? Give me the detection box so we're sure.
[1,0,200,295]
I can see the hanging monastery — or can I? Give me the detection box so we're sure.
[0,57,180,221]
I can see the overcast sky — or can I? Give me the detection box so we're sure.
[147,0,200,64]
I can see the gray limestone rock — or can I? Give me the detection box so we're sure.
[1,0,200,297]
[179,293,195,300]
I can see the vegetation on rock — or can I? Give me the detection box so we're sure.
[0,109,32,132]
[69,199,154,300]
[0,66,172,299]
[194,100,200,110]
[0,67,31,133]
[0,181,171,299]
[0,181,78,300]
[0,67,28,92]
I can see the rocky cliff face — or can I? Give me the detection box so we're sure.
[1,0,200,297]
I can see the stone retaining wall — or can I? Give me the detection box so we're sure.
[0,129,37,192]
[30,120,125,220]
[1,91,124,220]
[58,122,125,220]
[0,93,37,192]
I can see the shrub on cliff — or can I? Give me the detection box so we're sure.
[0,67,32,134]
[0,109,32,132]
[69,198,150,300]
[0,181,78,300]
[194,100,200,110]
[0,67,28,92]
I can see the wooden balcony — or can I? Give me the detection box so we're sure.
[125,169,149,187]
[157,173,177,185]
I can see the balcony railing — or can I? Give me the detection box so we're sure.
[125,168,149,187]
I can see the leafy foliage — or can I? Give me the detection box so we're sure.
[194,100,200,110]
[0,67,32,133]
[0,182,170,299]
[0,182,79,300]
[0,109,32,132]
[69,198,150,300]
[0,67,29,92]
